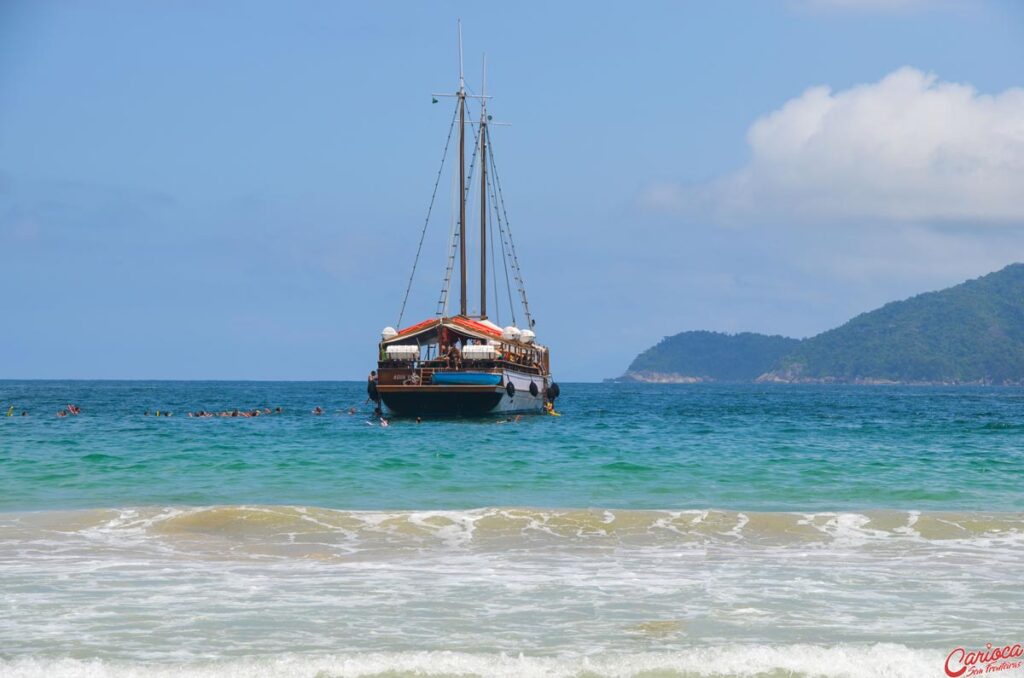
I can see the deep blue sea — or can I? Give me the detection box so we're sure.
[1,381,1022,677]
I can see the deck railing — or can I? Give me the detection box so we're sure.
[378,359,542,386]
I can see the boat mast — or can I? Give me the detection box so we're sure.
[479,54,488,320]
[457,22,468,318]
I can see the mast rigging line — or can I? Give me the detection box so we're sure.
[486,134,518,327]
[486,133,534,329]
[489,183,501,326]
[406,70,532,328]
[396,104,460,328]
[436,107,483,316]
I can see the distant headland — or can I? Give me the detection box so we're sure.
[612,263,1024,385]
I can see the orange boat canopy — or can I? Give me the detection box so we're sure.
[382,315,509,347]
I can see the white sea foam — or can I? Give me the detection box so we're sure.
[0,645,948,678]
[1,507,1021,665]
[15,505,1018,551]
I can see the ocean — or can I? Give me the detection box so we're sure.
[0,380,1022,677]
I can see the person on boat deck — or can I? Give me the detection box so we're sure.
[438,327,453,360]
[445,343,462,369]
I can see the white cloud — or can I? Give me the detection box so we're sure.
[645,67,1024,222]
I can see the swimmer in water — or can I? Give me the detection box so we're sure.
[348,407,357,415]
[312,406,323,415]
[56,410,67,418]
[380,417,389,427]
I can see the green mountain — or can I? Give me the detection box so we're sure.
[762,263,1024,384]
[616,263,1024,384]
[618,331,801,383]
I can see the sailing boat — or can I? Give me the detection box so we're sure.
[369,26,559,417]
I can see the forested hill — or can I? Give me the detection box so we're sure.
[615,264,1024,384]
[617,331,801,383]
[760,263,1024,384]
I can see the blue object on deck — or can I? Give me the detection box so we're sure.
[432,372,502,386]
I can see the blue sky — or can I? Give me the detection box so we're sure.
[2,1,1023,380]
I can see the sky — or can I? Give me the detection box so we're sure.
[2,0,1023,381]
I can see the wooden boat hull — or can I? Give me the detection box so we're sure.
[378,370,548,417]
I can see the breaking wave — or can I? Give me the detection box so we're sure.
[0,644,947,678]
[2,507,1020,669]
[3,505,1021,558]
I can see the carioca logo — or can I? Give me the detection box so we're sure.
[945,643,1023,677]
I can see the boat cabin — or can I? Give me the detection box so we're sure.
[377,315,548,387]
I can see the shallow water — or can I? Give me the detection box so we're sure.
[1,381,1022,677]
[3,381,1023,512]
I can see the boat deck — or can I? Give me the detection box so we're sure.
[377,361,543,386]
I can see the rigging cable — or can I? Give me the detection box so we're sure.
[488,149,501,327]
[487,137,517,327]
[487,139,534,328]
[436,107,483,316]
[397,104,459,328]
[437,150,460,316]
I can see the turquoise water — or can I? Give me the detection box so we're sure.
[1,381,1023,678]
[2,381,1023,512]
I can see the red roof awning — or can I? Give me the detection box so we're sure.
[450,316,502,338]
[385,316,505,345]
